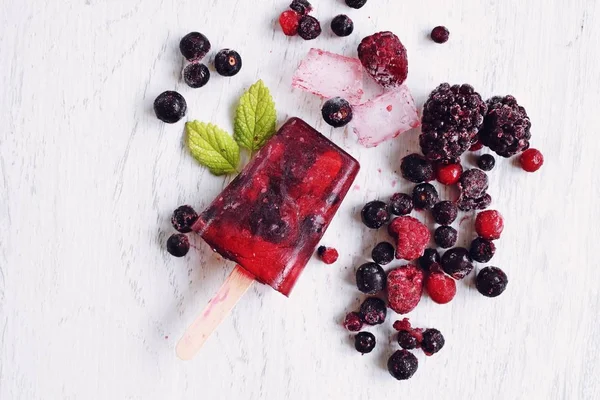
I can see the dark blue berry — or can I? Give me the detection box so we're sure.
[356,262,386,294]
[397,330,418,350]
[289,0,312,15]
[346,0,367,9]
[476,267,508,297]
[214,49,242,77]
[371,242,394,265]
[154,91,187,123]
[431,26,450,44]
[441,247,473,279]
[354,331,376,353]
[298,15,321,40]
[171,205,198,233]
[331,15,354,37]
[183,63,210,88]
[321,97,353,127]
[477,154,496,171]
[458,193,492,212]
[389,193,413,215]
[167,233,190,257]
[421,328,445,355]
[432,200,458,225]
[412,183,439,210]
[469,238,496,263]
[388,350,418,380]
[401,153,434,183]
[179,32,211,62]
[434,225,457,249]
[359,297,386,325]
[361,201,390,229]
[419,248,440,271]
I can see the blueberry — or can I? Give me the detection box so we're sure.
[430,26,450,44]
[361,201,390,229]
[477,154,496,171]
[469,238,496,263]
[387,350,418,380]
[434,226,458,249]
[441,247,473,280]
[298,15,321,40]
[183,63,210,88]
[179,32,211,62]
[167,233,190,257]
[476,267,508,297]
[321,97,353,127]
[171,205,199,233]
[419,248,440,271]
[331,15,354,37]
[412,183,439,210]
[214,49,242,76]
[345,0,367,9]
[289,0,312,15]
[421,328,445,355]
[371,242,394,265]
[401,153,434,183]
[154,91,187,123]
[354,331,376,354]
[359,297,386,325]
[356,262,386,294]
[397,330,418,350]
[432,200,458,225]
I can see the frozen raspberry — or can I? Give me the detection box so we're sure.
[388,350,418,380]
[371,242,395,265]
[397,330,419,349]
[387,265,424,314]
[412,183,439,210]
[477,154,496,171]
[458,169,488,199]
[356,262,386,294]
[441,247,473,279]
[167,233,190,257]
[361,200,390,229]
[317,246,339,264]
[469,238,496,263]
[321,97,353,127]
[419,248,440,271]
[432,200,458,225]
[421,328,445,355]
[401,153,435,183]
[358,31,408,88]
[279,10,301,36]
[331,14,354,37]
[298,15,321,40]
[457,193,492,212]
[289,0,312,15]
[520,148,544,172]
[426,272,456,304]
[360,297,387,325]
[346,0,367,9]
[343,312,363,332]
[476,266,508,297]
[480,95,531,157]
[475,210,504,240]
[436,163,463,185]
[388,216,430,260]
[420,83,487,162]
[434,226,457,249]
[469,140,484,151]
[430,26,450,43]
[389,193,413,215]
[355,331,376,353]
[171,205,198,233]
[393,318,412,331]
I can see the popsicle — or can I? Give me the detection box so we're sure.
[177,118,360,359]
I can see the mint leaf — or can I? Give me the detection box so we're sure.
[186,121,240,175]
[234,80,277,152]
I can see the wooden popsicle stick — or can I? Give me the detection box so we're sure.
[176,265,255,360]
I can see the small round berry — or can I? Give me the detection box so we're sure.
[297,15,321,40]
[469,238,496,263]
[441,247,474,280]
[475,210,504,240]
[469,140,484,151]
[154,91,187,124]
[214,49,242,77]
[397,330,418,350]
[436,163,463,185]
[412,183,439,210]
[387,350,418,380]
[432,200,458,225]
[331,14,354,37]
[167,233,190,257]
[421,328,445,355]
[359,297,387,325]
[476,266,508,297]
[171,205,199,233]
[520,148,544,172]
[356,263,386,294]
[321,97,353,127]
[361,201,390,229]
[419,248,440,271]
[289,0,312,15]
[458,193,492,212]
[179,32,211,62]
[346,0,367,9]
[434,226,457,249]
[389,193,413,215]
[371,242,395,265]
[426,272,456,304]
[459,169,489,199]
[401,153,435,183]
[430,26,450,43]
[279,10,301,36]
[317,246,339,264]
[343,312,363,332]
[183,63,210,89]
[477,154,496,171]
[354,331,376,354]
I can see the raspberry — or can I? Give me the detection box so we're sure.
[357,32,408,88]
[477,154,496,171]
[475,210,504,240]
[401,153,435,183]
[279,10,301,36]
[359,297,387,325]
[432,200,458,225]
[469,238,496,263]
[436,163,463,185]
[388,216,430,260]
[389,193,413,215]
[426,272,456,304]
[441,247,474,279]
[421,328,445,355]
[457,193,492,212]
[321,97,353,127]
[476,266,508,297]
[343,312,363,332]
[520,148,544,172]
[480,95,531,157]
[298,15,321,40]
[418,248,440,271]
[458,169,489,199]
[371,242,395,265]
[430,26,449,43]
[356,262,386,294]
[387,265,424,314]
[412,183,439,210]
[289,0,312,15]
[171,205,199,233]
[388,350,418,380]
[317,246,338,264]
[355,331,376,353]
[434,226,457,249]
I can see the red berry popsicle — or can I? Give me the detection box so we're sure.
[177,118,360,359]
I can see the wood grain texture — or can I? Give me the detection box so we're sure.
[1,0,599,399]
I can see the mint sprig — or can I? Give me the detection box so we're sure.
[186,121,240,175]
[234,80,277,153]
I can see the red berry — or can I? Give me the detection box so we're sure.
[279,10,300,36]
[343,312,363,332]
[430,26,450,44]
[425,272,456,304]
[469,140,483,151]
[475,210,504,240]
[520,148,544,172]
[317,246,339,264]
[387,265,424,314]
[436,163,463,185]
[388,216,430,261]
[393,318,412,331]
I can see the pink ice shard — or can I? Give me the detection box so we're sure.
[351,86,420,148]
[292,48,364,104]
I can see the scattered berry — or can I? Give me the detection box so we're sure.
[346,0,367,9]
[436,163,463,185]
[358,31,408,88]
[356,262,386,294]
[359,297,387,325]
[179,32,211,62]
[331,15,354,37]
[387,265,424,314]
[388,350,418,380]
[426,272,456,304]
[298,15,322,40]
[289,0,312,15]
[361,201,390,229]
[434,226,458,249]
[154,91,187,123]
[469,140,484,151]
[480,95,531,157]
[171,205,199,233]
[321,97,353,127]
[388,216,430,260]
[279,10,301,36]
[401,153,435,183]
[389,193,413,215]
[476,266,508,297]
[475,210,504,240]
[343,312,363,332]
[412,183,439,210]
[167,233,190,257]
[214,49,242,76]
[441,247,473,279]
[430,26,450,43]
[317,246,339,264]
[397,330,418,350]
[183,63,210,88]
[432,200,458,225]
[477,154,496,171]
[355,331,376,354]
[520,148,544,172]
[371,242,395,265]
[469,238,496,263]
[419,248,440,271]
[457,193,492,212]
[458,169,489,199]
[392,318,412,332]
[421,328,445,355]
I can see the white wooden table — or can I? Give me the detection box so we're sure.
[1,0,599,399]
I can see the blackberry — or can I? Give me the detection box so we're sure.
[457,193,492,212]
[420,83,487,162]
[361,201,390,229]
[441,247,473,280]
[359,297,387,325]
[289,0,312,15]
[346,0,367,9]
[412,183,439,210]
[358,31,407,88]
[167,233,190,257]
[321,97,353,127]
[432,201,458,225]
[401,153,434,183]
[477,154,495,171]
[154,91,187,123]
[458,169,489,199]
[389,193,413,215]
[371,242,395,265]
[171,205,198,233]
[476,266,508,297]
[355,331,376,354]
[397,330,418,350]
[434,226,457,249]
[356,263,386,294]
[298,15,321,40]
[419,248,440,271]
[421,328,445,355]
[480,95,531,157]
[179,32,211,62]
[331,15,354,37]
[214,49,242,76]
[388,350,418,380]
[183,63,210,88]
[469,238,496,263]
[431,26,450,43]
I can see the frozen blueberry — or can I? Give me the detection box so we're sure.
[331,14,354,37]
[179,32,211,62]
[419,248,440,271]
[469,238,496,263]
[412,183,439,210]
[361,201,390,229]
[432,201,458,225]
[171,205,198,233]
[434,226,458,249]
[154,91,187,123]
[401,153,434,183]
[388,350,418,380]
[421,328,445,355]
[298,15,321,40]
[476,266,508,297]
[321,97,353,127]
[371,242,394,265]
[441,247,473,280]
[214,49,242,76]
[183,63,210,88]
[346,0,367,9]
[397,330,418,350]
[477,154,496,171]
[359,297,386,325]
[289,0,312,15]
[354,331,376,353]
[389,193,413,215]
[356,262,386,294]
[167,233,190,257]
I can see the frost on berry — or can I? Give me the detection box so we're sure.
[387,265,424,314]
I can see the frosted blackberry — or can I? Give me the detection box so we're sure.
[480,95,531,157]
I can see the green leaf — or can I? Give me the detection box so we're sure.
[186,121,240,175]
[234,80,277,152]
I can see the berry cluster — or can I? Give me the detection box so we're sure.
[166,205,199,257]
[278,1,360,39]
